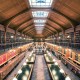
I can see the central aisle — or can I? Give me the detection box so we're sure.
[31,55,51,80]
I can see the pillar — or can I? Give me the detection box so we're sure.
[4,27,7,51]
[73,27,76,49]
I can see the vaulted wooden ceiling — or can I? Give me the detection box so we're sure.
[0,0,80,38]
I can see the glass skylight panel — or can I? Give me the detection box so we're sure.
[34,20,46,23]
[32,11,48,17]
[29,0,53,7]
[35,24,44,26]
[35,26,44,30]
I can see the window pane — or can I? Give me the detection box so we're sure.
[29,0,53,7]
[32,11,48,17]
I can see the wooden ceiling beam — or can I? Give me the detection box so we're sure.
[23,26,35,34]
[1,8,31,27]
[45,26,56,34]
[51,8,78,27]
[17,23,34,30]
[44,28,54,35]
[27,30,36,36]
[16,18,33,31]
[24,27,35,34]
[47,18,65,30]
[43,29,52,37]
[46,23,59,33]
[21,24,34,33]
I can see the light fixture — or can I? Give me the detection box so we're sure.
[65,76,71,80]
[54,62,58,65]
[53,59,56,62]
[18,69,22,74]
[11,36,14,38]
[26,59,28,62]
[22,75,27,80]
[13,77,17,80]
[60,69,64,73]
[54,75,58,80]
[58,37,61,39]
[25,70,29,76]
[52,70,56,75]
[23,62,26,66]
[67,35,70,38]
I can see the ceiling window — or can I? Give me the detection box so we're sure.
[29,0,53,7]
[35,24,44,26]
[34,19,46,23]
[32,11,48,17]
[35,26,44,30]
[29,0,53,34]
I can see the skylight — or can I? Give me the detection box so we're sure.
[29,0,53,34]
[29,0,53,7]
[34,19,46,23]
[32,11,48,17]
[35,24,44,26]
[35,26,44,30]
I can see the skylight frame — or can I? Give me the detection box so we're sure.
[35,24,45,26]
[35,26,44,30]
[32,11,49,17]
[29,0,53,8]
[34,19,46,23]
[29,0,53,34]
